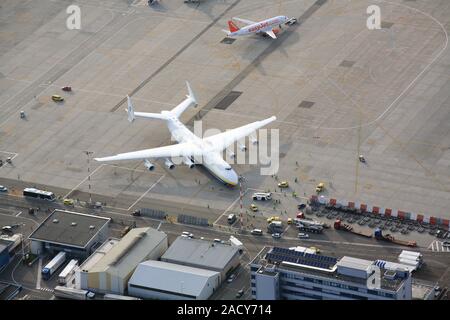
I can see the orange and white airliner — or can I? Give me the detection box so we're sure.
[223,16,295,39]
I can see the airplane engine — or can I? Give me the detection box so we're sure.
[239,144,247,152]
[183,157,195,169]
[144,159,155,171]
[164,158,175,170]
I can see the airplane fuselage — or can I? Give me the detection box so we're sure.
[165,113,239,186]
[229,16,289,37]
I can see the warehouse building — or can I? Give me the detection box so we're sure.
[28,210,110,257]
[161,237,240,282]
[128,260,220,300]
[76,227,167,295]
[251,247,412,300]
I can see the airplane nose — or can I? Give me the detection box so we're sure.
[228,170,239,186]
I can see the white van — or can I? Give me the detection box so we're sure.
[252,192,272,201]
[227,214,237,224]
[251,229,263,236]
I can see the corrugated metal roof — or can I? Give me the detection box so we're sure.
[337,256,373,271]
[161,237,239,271]
[87,227,167,278]
[129,260,219,297]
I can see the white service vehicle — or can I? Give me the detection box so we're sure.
[252,192,272,201]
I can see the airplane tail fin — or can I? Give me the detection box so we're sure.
[228,20,240,33]
[125,95,168,121]
[170,81,198,118]
[186,81,197,105]
[127,95,135,122]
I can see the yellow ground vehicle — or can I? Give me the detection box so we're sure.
[52,95,64,102]
[267,216,281,223]
[309,246,321,254]
[316,182,325,193]
[63,198,74,206]
[287,218,293,225]
[278,181,289,188]
[250,204,258,212]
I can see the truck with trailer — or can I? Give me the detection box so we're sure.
[54,286,95,300]
[333,220,372,238]
[42,251,66,280]
[267,221,283,233]
[58,259,78,285]
[103,293,141,300]
[374,228,417,247]
[297,223,323,234]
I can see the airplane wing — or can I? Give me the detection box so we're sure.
[203,116,277,152]
[94,142,203,162]
[232,17,257,25]
[265,30,277,39]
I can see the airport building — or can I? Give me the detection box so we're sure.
[161,236,240,282]
[0,241,10,271]
[250,247,412,300]
[28,210,110,257]
[128,260,220,300]
[76,227,168,295]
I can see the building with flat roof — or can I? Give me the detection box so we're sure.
[29,210,110,257]
[128,260,220,300]
[161,237,240,282]
[76,227,167,295]
[250,247,412,300]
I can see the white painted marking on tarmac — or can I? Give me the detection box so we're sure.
[63,164,105,199]
[213,188,248,226]
[127,175,165,211]
[157,222,162,231]
[247,246,266,267]
[36,258,42,290]
[15,211,22,217]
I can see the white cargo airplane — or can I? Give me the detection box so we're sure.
[94,82,276,186]
[223,16,292,39]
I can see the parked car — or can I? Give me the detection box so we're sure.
[0,185,7,192]
[442,241,450,247]
[236,289,244,298]
[227,274,236,283]
[250,204,258,212]
[272,233,281,239]
[63,198,74,206]
[278,181,289,188]
[52,95,64,102]
[298,233,309,239]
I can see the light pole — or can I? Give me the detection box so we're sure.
[84,151,93,205]
[239,175,245,231]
